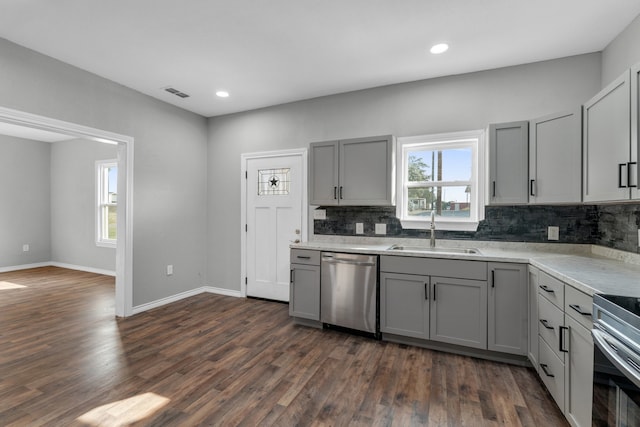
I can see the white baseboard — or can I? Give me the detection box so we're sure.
[131,285,243,315]
[0,261,116,276]
[0,262,51,273]
[49,262,116,277]
[202,286,243,298]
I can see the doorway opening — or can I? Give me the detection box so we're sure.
[0,106,134,317]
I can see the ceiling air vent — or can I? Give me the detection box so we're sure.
[164,87,190,98]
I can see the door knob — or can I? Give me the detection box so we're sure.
[290,239,300,244]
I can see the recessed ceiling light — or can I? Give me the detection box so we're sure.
[216,90,230,98]
[430,43,449,54]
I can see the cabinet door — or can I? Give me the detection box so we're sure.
[380,272,429,339]
[530,110,582,203]
[489,121,529,204]
[488,263,528,355]
[632,62,640,200]
[583,70,631,202]
[430,277,487,350]
[528,267,540,370]
[339,135,394,205]
[309,140,339,205]
[289,264,320,320]
[564,316,593,427]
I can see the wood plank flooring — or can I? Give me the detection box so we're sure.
[0,267,568,426]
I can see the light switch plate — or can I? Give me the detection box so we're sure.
[375,223,386,235]
[548,226,559,241]
[22,244,29,252]
[356,223,364,234]
[313,209,326,220]
[166,265,173,276]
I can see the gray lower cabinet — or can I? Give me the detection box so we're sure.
[565,316,593,427]
[528,266,540,370]
[289,249,321,321]
[488,262,528,355]
[380,272,429,339]
[430,276,488,350]
[489,120,529,204]
[289,263,320,320]
[534,270,594,427]
[309,135,395,206]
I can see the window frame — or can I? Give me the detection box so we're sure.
[396,130,486,231]
[96,159,117,248]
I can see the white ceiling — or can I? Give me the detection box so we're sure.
[1,0,639,118]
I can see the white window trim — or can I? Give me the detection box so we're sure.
[396,130,486,232]
[96,159,117,248]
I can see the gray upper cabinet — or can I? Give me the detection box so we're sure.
[529,110,582,204]
[309,135,395,206]
[489,121,529,204]
[487,263,528,355]
[430,276,488,350]
[583,70,634,202]
[309,141,340,205]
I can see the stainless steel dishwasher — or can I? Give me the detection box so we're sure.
[320,252,378,334]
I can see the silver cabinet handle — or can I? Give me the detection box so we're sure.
[593,329,640,389]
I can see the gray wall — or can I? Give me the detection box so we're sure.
[0,135,51,267]
[602,13,640,86]
[50,139,117,271]
[0,38,209,306]
[207,53,602,292]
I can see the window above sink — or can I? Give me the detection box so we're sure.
[396,130,486,232]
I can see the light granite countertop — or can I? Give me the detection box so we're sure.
[291,236,640,298]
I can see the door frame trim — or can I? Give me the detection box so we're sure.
[240,148,308,298]
[0,106,134,317]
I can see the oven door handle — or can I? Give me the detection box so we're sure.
[592,328,640,389]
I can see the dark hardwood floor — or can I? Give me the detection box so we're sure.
[0,267,568,426]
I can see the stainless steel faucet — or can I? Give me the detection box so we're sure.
[430,210,436,248]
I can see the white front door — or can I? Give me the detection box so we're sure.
[245,153,303,301]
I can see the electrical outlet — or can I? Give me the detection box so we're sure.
[22,244,29,252]
[375,223,387,235]
[166,265,173,276]
[548,226,559,241]
[355,223,364,234]
[313,209,326,220]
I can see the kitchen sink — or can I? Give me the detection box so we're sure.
[386,244,481,255]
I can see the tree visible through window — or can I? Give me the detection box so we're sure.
[96,160,117,246]
[397,130,485,231]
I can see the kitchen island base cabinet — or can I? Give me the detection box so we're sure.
[430,277,488,350]
[488,262,528,355]
[380,273,429,339]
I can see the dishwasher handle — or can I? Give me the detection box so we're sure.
[323,258,377,267]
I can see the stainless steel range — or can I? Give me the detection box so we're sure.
[592,294,640,426]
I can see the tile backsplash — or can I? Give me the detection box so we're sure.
[313,203,640,253]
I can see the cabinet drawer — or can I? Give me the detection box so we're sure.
[290,249,320,266]
[380,255,487,280]
[565,286,593,330]
[538,337,565,412]
[538,271,564,308]
[538,295,565,362]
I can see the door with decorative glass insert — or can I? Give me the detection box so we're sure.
[246,154,302,301]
